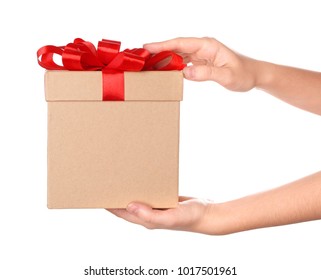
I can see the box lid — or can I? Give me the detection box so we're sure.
[45,70,183,101]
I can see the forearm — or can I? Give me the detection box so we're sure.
[253,60,321,115]
[203,171,321,235]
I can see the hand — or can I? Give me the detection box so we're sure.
[107,197,217,235]
[145,37,321,115]
[144,37,259,92]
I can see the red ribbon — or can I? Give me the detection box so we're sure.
[37,38,185,101]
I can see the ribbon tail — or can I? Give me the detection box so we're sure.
[102,69,124,101]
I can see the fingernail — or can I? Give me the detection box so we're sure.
[183,67,192,79]
[127,203,139,214]
[143,43,153,50]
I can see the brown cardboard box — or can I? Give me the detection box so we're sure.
[45,70,183,208]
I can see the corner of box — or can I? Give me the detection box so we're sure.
[44,70,51,102]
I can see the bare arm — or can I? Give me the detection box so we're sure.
[254,61,321,115]
[205,171,321,234]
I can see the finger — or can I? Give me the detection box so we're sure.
[183,65,213,81]
[179,196,194,202]
[180,54,191,64]
[107,208,133,220]
[127,202,176,228]
[184,64,226,83]
[107,208,151,226]
[143,37,205,54]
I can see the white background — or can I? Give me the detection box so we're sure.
[1,0,321,279]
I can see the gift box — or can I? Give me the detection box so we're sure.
[45,70,183,208]
[39,39,185,208]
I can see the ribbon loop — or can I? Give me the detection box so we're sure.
[37,45,65,70]
[107,52,145,71]
[37,38,186,100]
[144,51,185,71]
[97,39,121,65]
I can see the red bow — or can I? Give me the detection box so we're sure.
[37,38,185,100]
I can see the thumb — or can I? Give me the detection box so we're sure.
[183,65,227,84]
[126,202,172,227]
[127,202,153,218]
[183,65,214,81]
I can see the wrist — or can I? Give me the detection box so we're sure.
[196,201,238,235]
[200,198,260,235]
[253,60,277,91]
